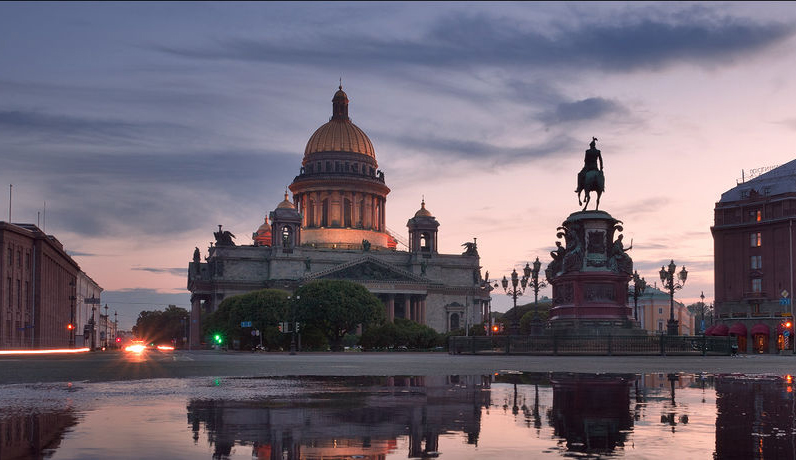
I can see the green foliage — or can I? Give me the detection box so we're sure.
[520,310,548,334]
[296,324,329,351]
[132,305,189,347]
[360,318,443,350]
[203,289,290,349]
[295,280,385,351]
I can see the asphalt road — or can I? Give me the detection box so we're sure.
[3,350,796,384]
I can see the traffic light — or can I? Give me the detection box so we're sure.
[67,323,74,330]
[214,334,223,344]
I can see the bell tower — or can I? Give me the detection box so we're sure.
[407,199,439,253]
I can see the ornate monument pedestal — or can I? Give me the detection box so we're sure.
[546,210,643,336]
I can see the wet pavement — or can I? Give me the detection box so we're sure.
[3,351,796,458]
[2,370,794,459]
[1,350,796,384]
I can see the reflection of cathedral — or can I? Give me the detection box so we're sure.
[186,375,490,460]
[188,86,489,346]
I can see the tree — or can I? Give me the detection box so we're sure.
[295,280,385,351]
[203,289,290,349]
[132,305,189,347]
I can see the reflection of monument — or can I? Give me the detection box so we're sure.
[715,374,796,459]
[0,409,79,459]
[549,373,635,454]
[546,139,640,334]
[186,375,490,460]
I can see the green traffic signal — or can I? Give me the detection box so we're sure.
[214,334,222,343]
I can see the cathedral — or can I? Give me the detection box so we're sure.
[187,86,490,347]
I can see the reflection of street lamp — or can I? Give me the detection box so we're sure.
[528,257,547,335]
[660,260,687,335]
[629,271,647,322]
[289,295,300,355]
[500,265,531,335]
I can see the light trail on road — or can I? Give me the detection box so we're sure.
[0,348,90,355]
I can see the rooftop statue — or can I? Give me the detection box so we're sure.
[576,137,605,210]
[213,224,236,247]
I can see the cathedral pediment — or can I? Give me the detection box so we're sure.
[305,256,426,283]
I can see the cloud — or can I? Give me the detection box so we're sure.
[538,98,625,125]
[0,109,195,149]
[132,267,187,277]
[1,147,298,237]
[152,8,796,74]
[379,131,579,167]
[101,288,191,329]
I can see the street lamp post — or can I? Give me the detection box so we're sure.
[500,265,531,335]
[528,257,547,335]
[630,270,647,323]
[660,260,688,336]
[699,291,706,334]
[90,305,96,350]
[104,304,109,348]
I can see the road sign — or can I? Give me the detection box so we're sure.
[785,330,791,337]
[241,321,252,328]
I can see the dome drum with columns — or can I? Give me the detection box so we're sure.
[290,85,391,249]
[187,85,490,349]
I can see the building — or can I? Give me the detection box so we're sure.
[632,286,694,335]
[188,86,490,348]
[0,222,85,348]
[75,271,103,348]
[712,160,796,353]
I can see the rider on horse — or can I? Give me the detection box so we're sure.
[575,137,605,210]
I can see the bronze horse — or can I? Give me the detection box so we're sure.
[577,169,604,211]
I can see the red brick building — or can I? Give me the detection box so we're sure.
[711,161,796,353]
[0,222,80,348]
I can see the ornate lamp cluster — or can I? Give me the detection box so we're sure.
[660,260,687,335]
[499,257,546,335]
[630,270,647,322]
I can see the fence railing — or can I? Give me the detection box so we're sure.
[448,335,736,356]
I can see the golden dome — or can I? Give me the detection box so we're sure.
[253,216,272,246]
[414,199,433,217]
[304,86,375,159]
[276,192,295,209]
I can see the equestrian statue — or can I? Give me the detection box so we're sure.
[575,137,605,210]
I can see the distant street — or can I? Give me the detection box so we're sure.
[2,350,796,385]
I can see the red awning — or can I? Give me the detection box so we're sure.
[729,322,747,336]
[704,325,716,336]
[751,323,770,336]
[711,324,729,337]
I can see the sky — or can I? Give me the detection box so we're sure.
[2,2,796,329]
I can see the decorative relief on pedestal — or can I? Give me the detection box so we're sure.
[584,283,615,302]
[587,230,606,255]
[553,283,575,304]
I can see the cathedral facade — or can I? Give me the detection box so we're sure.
[187,86,490,348]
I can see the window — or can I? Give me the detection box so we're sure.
[751,232,762,247]
[658,321,664,331]
[741,190,750,199]
[752,278,762,293]
[658,307,663,314]
[756,210,762,221]
[751,255,762,270]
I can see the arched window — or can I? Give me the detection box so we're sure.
[344,198,352,227]
[282,226,292,247]
[450,313,460,331]
[322,199,329,227]
[420,233,431,252]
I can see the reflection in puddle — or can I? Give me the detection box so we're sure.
[1,373,795,459]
